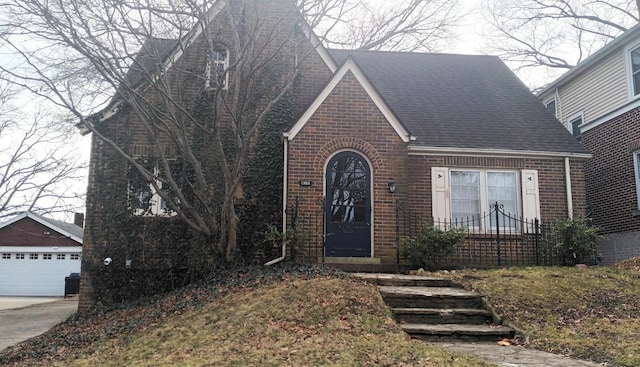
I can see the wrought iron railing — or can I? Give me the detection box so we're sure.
[396,200,596,268]
[272,196,596,269]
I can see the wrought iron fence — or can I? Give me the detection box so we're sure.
[288,196,324,263]
[274,196,596,269]
[396,200,597,268]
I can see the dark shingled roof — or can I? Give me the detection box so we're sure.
[126,37,178,87]
[328,49,589,155]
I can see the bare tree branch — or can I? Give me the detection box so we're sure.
[482,0,638,87]
[0,81,86,220]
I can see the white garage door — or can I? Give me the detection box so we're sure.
[0,248,82,296]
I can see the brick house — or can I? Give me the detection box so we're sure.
[0,212,83,296]
[79,0,589,309]
[285,49,590,269]
[538,24,640,264]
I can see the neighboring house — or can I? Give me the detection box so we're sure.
[0,212,83,296]
[538,23,640,264]
[79,0,589,309]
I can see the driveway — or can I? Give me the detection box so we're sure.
[0,297,78,351]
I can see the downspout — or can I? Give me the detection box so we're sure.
[565,157,574,218]
[265,136,289,266]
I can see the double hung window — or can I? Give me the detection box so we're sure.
[432,167,540,232]
[629,45,640,97]
[205,48,229,89]
[449,170,518,229]
[128,162,180,217]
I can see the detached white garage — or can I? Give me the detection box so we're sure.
[0,212,83,297]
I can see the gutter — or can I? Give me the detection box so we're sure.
[565,157,574,218]
[265,137,289,266]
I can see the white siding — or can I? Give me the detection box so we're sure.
[557,50,627,126]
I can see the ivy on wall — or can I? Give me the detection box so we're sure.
[84,87,295,305]
[238,92,293,261]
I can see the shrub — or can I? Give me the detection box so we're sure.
[264,225,304,262]
[400,223,466,271]
[546,217,598,266]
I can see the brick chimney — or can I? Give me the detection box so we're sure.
[74,213,85,228]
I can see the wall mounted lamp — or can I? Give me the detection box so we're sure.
[387,179,396,194]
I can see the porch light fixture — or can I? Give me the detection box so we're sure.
[387,179,396,193]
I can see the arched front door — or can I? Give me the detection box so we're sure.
[325,151,372,257]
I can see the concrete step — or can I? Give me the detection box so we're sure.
[379,286,484,309]
[392,307,493,325]
[353,273,456,287]
[402,323,515,342]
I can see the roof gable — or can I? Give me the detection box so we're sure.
[81,0,337,134]
[285,57,412,142]
[0,212,83,244]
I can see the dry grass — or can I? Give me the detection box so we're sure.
[7,276,491,367]
[439,264,640,366]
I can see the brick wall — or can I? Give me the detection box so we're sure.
[287,71,409,264]
[0,218,80,247]
[582,106,640,234]
[581,106,640,263]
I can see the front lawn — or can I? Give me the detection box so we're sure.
[441,263,640,366]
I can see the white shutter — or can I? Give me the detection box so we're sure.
[521,169,541,231]
[431,167,450,228]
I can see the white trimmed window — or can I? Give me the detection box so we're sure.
[566,112,583,139]
[432,167,540,232]
[2,253,10,259]
[544,98,557,117]
[629,44,640,98]
[634,151,640,209]
[43,253,52,260]
[205,48,229,90]
[29,253,38,260]
[129,165,179,217]
[57,254,66,260]
[71,254,81,260]
[16,253,25,260]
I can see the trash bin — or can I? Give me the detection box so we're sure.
[64,273,80,298]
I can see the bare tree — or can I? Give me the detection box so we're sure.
[0,0,462,262]
[301,0,463,52]
[482,0,639,85]
[0,81,86,220]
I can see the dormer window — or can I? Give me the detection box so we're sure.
[205,48,228,89]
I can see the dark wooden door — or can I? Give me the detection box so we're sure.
[325,151,371,257]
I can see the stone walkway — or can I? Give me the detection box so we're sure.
[431,341,605,367]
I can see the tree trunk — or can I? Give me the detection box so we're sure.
[225,204,238,262]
